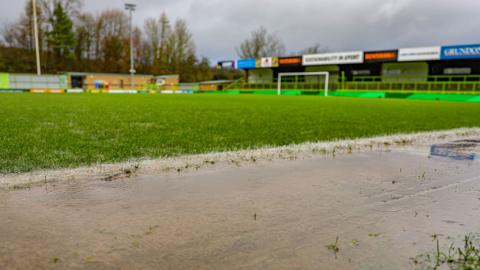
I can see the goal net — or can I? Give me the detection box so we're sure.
[277,72,330,96]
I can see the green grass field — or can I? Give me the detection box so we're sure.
[1,93,479,174]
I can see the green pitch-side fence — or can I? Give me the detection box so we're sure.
[225,75,480,94]
[214,75,480,102]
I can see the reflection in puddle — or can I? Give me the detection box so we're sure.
[431,140,480,161]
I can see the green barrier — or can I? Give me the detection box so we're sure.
[467,96,480,102]
[194,90,214,94]
[281,90,303,96]
[203,90,239,94]
[250,90,304,96]
[407,94,479,102]
[196,89,480,102]
[253,90,277,95]
[332,91,480,102]
[301,91,323,96]
[239,90,255,94]
[222,90,241,94]
[385,92,414,99]
[330,91,385,99]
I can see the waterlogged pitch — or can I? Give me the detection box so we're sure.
[1,93,479,173]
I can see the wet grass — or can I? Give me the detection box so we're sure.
[412,234,480,270]
[325,237,340,259]
[1,93,480,173]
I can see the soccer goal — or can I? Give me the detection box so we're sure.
[277,72,330,96]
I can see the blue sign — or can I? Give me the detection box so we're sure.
[237,58,256,69]
[441,44,480,60]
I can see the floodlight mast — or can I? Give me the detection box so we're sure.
[125,3,136,90]
[32,0,41,75]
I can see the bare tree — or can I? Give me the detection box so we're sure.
[0,2,215,81]
[143,12,172,73]
[236,26,286,58]
[74,12,95,61]
[157,13,171,71]
[132,26,149,73]
[168,19,196,77]
[1,22,20,47]
[2,0,45,50]
[40,0,83,21]
[299,43,328,55]
[144,18,160,66]
[94,9,129,72]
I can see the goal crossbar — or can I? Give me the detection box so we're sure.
[277,72,330,97]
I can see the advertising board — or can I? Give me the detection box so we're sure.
[303,51,364,66]
[441,44,480,60]
[256,57,279,68]
[364,50,398,62]
[237,58,257,69]
[398,47,441,61]
[217,61,235,69]
[279,57,302,66]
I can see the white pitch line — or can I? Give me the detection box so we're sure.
[1,127,480,190]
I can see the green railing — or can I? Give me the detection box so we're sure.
[222,74,480,94]
[342,82,480,93]
[351,74,480,82]
[344,75,480,93]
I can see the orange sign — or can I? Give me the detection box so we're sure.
[279,57,302,66]
[364,51,398,62]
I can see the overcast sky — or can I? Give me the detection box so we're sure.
[1,0,479,63]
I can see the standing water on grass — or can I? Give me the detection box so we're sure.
[1,145,480,270]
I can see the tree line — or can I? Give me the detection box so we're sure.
[0,0,325,82]
[0,0,242,82]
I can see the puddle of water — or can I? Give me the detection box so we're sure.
[1,149,480,270]
[430,139,480,161]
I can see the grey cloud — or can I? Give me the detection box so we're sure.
[1,0,479,63]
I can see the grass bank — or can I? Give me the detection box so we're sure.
[1,93,479,173]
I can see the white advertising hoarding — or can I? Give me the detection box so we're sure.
[398,47,441,62]
[303,51,363,66]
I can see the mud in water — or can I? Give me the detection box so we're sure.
[1,148,480,269]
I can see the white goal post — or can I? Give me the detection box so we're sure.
[277,72,330,97]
